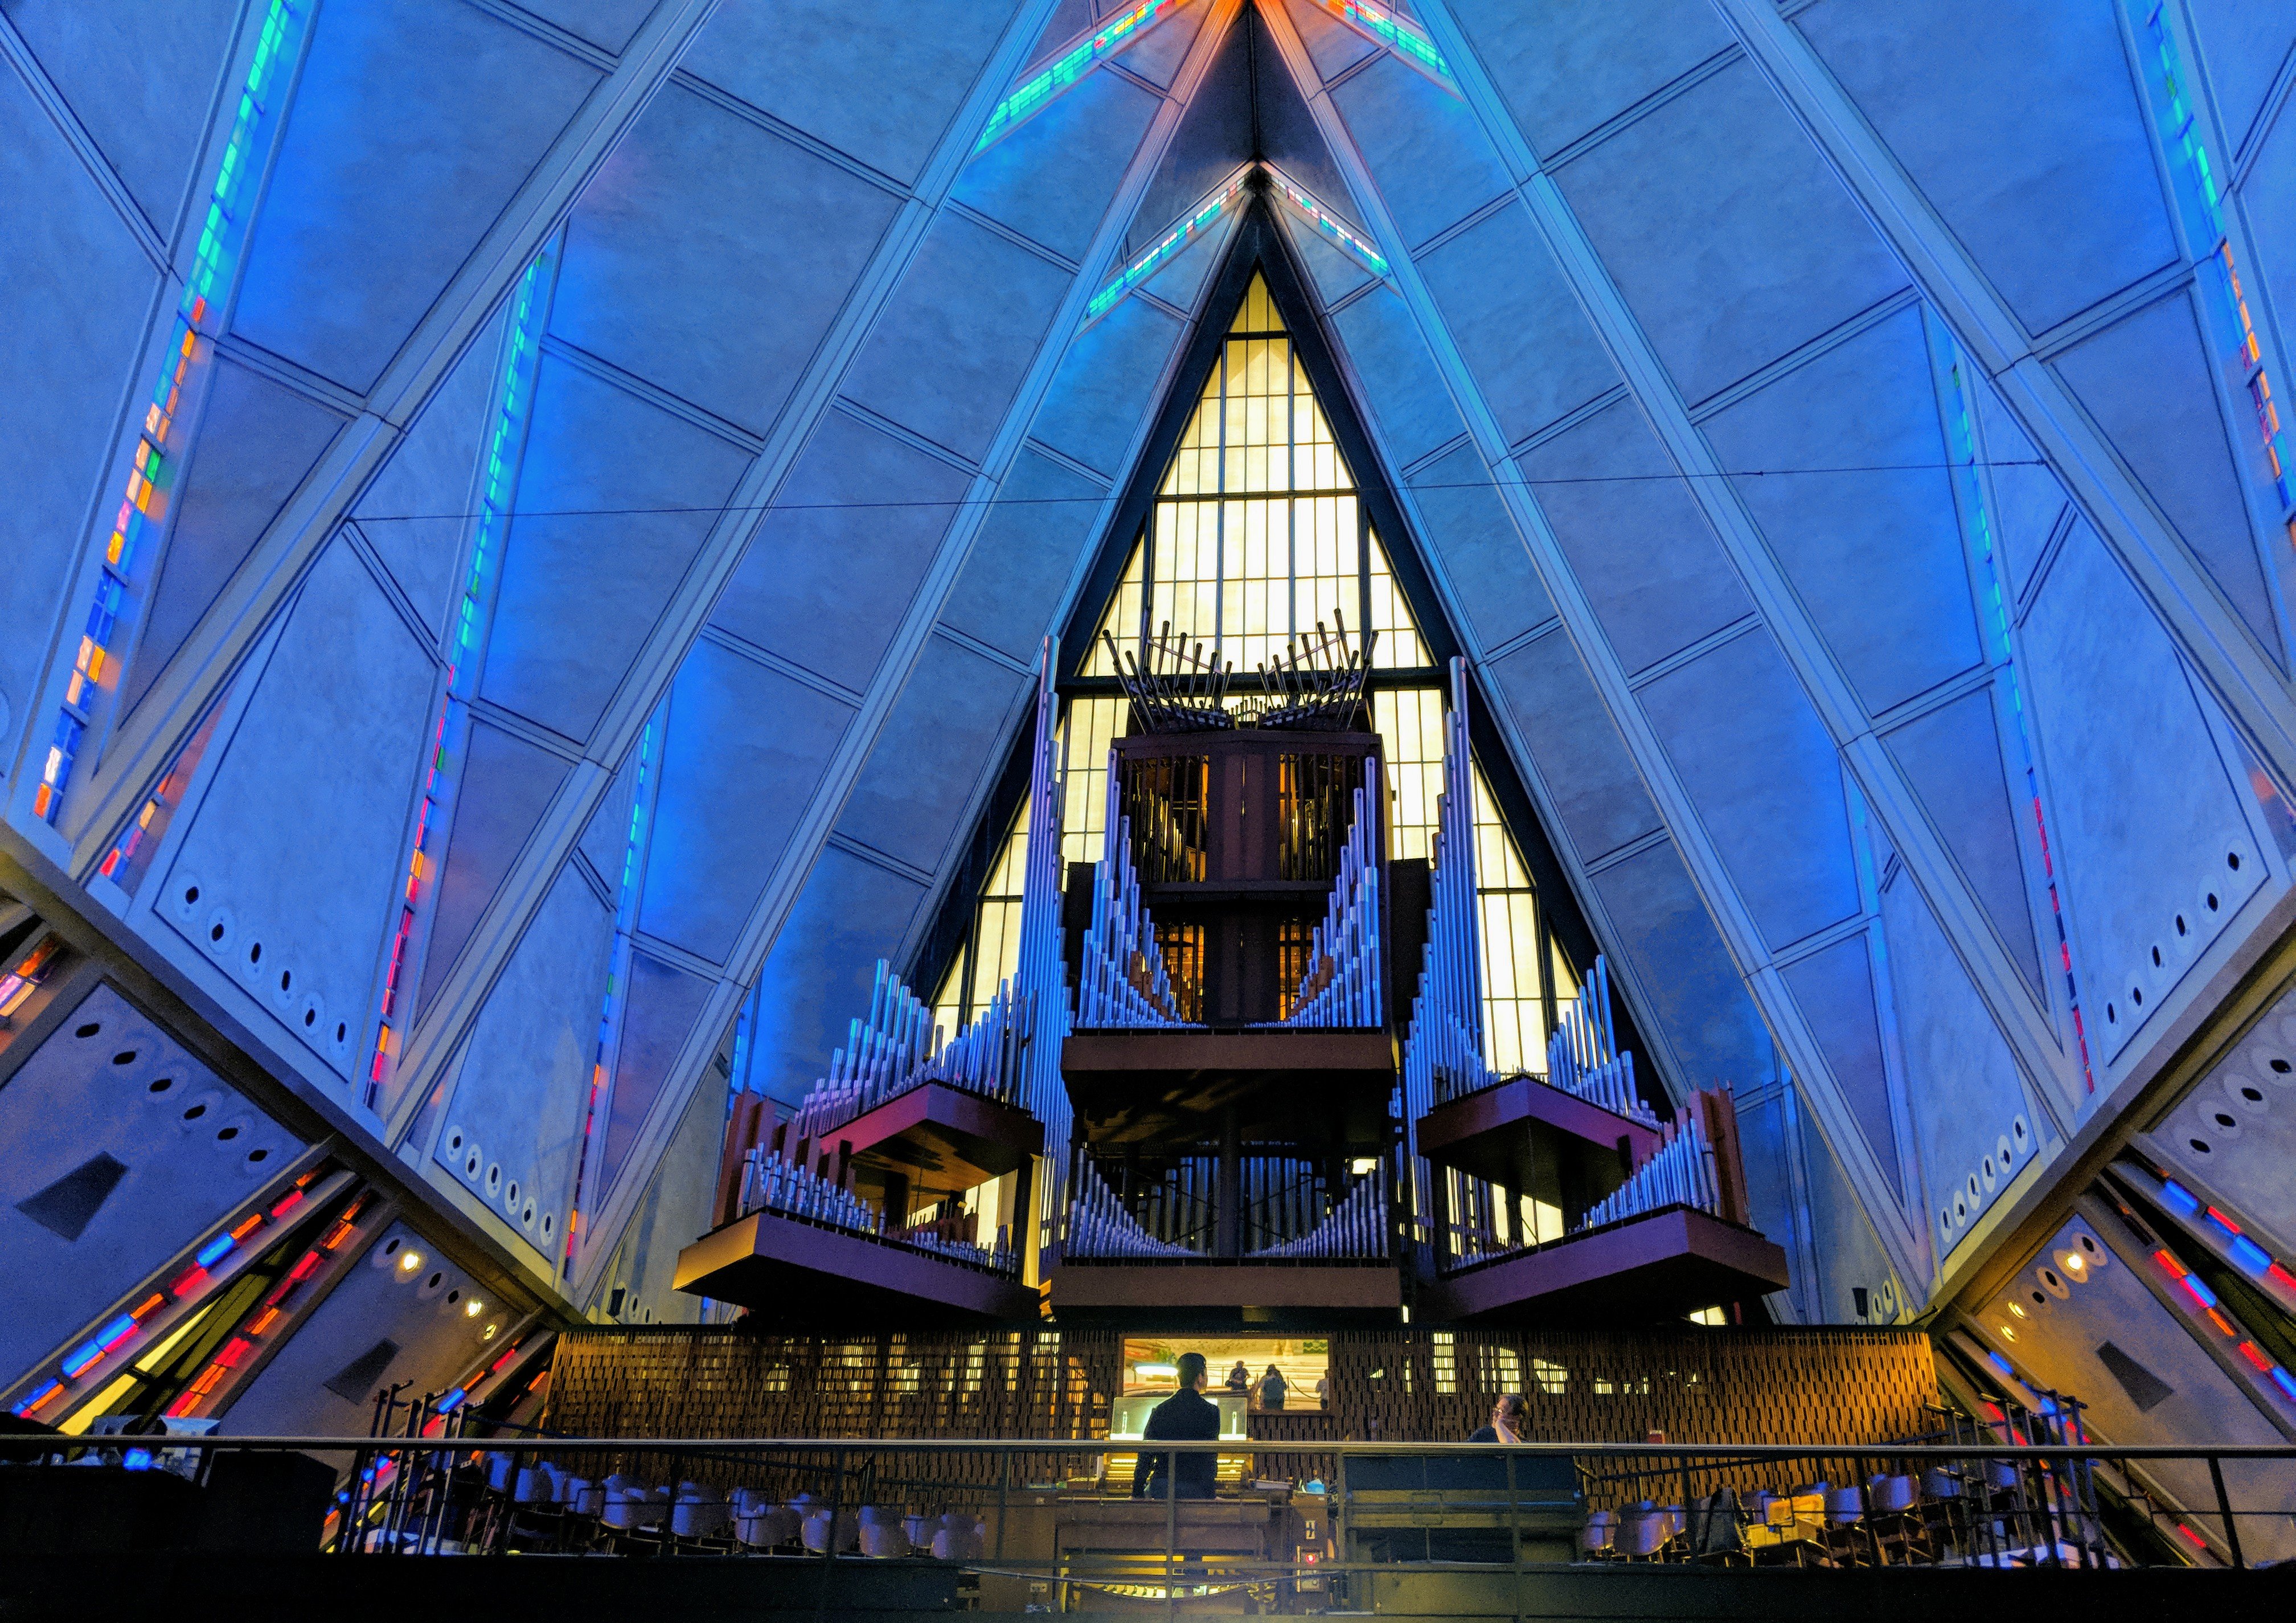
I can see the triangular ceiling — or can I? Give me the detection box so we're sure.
[12,0,2292,1343]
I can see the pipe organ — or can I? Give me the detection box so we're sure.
[679,638,1787,1329]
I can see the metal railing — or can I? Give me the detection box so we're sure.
[8,1432,2291,1594]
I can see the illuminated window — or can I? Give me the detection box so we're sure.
[933,271,1577,1072]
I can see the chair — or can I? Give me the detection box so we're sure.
[673,1481,729,1539]
[1826,1486,1864,1529]
[1578,1509,1616,1560]
[1869,1474,1917,1514]
[603,1475,653,1531]
[803,1505,859,1553]
[1620,1508,1670,1559]
[514,1462,555,1505]
[931,1511,983,1560]
[859,1505,910,1558]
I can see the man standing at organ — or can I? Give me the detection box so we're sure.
[1133,1352,1220,1500]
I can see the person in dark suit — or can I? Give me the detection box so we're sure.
[1469,1393,1527,1442]
[1134,1352,1220,1499]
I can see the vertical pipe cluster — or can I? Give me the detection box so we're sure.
[1248,1166,1388,1259]
[778,958,1040,1145]
[784,961,939,1143]
[1576,1109,1721,1232]
[1063,1163,1192,1258]
[734,1150,882,1239]
[774,649,1076,1182]
[1397,662,1494,1236]
[1075,755,1192,1027]
[1280,770,1383,1028]
[1545,956,1658,1125]
[1015,645,1076,1257]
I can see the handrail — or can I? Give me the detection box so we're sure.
[43,1435,2296,1460]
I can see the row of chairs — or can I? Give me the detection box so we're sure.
[1582,1462,2101,1569]
[479,1456,988,1558]
[1580,1474,1930,1567]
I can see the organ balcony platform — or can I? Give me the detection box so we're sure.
[674,1206,1038,1326]
[814,1079,1041,1220]
[1061,1026,1396,1148]
[1415,1071,1662,1205]
[1418,1088,1789,1323]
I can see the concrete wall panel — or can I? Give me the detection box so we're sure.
[413,722,573,1022]
[706,412,968,694]
[551,85,904,438]
[350,303,506,644]
[2018,523,2263,1064]
[1880,685,2045,995]
[161,539,436,1080]
[2,0,239,237]
[1516,397,1755,677]
[480,356,750,743]
[433,865,612,1266]
[1555,59,1907,406]
[1450,0,1733,163]
[637,640,856,965]
[679,0,1016,187]
[834,639,1030,874]
[1779,933,1902,1196]
[839,211,1075,465]
[120,358,346,720]
[0,984,303,1383]
[1638,629,1860,952]
[1704,306,1985,715]
[747,846,930,1106]
[2053,290,2283,662]
[0,67,160,760]
[232,0,601,394]
[1416,202,1618,448]
[1877,868,2041,1255]
[1798,0,2178,334]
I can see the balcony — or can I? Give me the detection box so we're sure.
[1062,1027,1395,1149]
[1420,1205,1791,1325]
[674,1208,1038,1327]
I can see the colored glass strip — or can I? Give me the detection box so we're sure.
[96,694,226,895]
[1266,163,1389,276]
[976,0,1188,153]
[34,1,305,826]
[2139,6,2295,548]
[2160,1178,2296,1293]
[561,718,659,1276]
[9,1167,330,1418]
[0,933,67,1020]
[1943,356,2096,1094]
[2150,1244,2296,1407]
[366,248,555,1108]
[1309,0,1450,85]
[1086,167,1250,322]
[165,1187,369,1421]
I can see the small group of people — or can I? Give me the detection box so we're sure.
[1224,1358,1321,1412]
[1131,1358,1535,1501]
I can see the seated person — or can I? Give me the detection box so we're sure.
[1470,1393,1528,1442]
[1134,1352,1220,1500]
[1226,1359,1252,1392]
